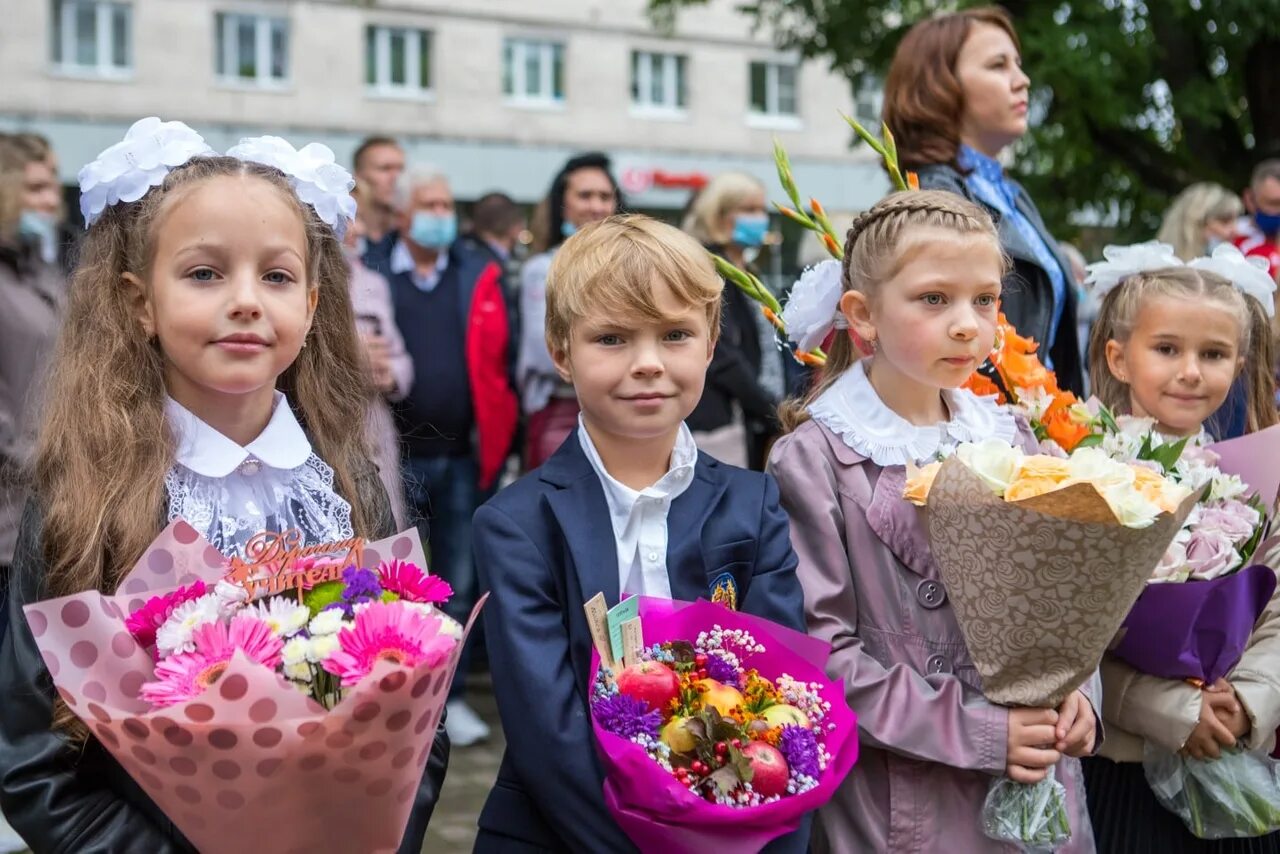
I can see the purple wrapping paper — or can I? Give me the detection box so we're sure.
[589,598,859,854]
[1110,564,1277,684]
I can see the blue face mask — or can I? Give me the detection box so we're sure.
[561,220,578,239]
[409,212,457,249]
[17,211,57,263]
[731,214,769,248]
[1255,210,1280,239]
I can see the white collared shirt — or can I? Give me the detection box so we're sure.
[164,392,354,558]
[577,417,698,599]
[390,239,450,293]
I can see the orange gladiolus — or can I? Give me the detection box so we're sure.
[907,172,920,190]
[963,373,1004,401]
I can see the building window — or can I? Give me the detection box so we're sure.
[631,51,687,112]
[366,26,432,95]
[502,39,564,105]
[855,79,883,127]
[215,12,289,85]
[50,0,132,75]
[749,60,798,117]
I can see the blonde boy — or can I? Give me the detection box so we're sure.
[473,215,809,853]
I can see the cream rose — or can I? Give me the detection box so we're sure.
[956,439,1024,495]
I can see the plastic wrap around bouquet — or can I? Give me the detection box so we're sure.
[909,441,1198,848]
[23,519,484,854]
[586,596,858,854]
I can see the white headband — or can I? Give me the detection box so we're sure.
[78,117,357,238]
[779,259,849,352]
[1085,240,1276,318]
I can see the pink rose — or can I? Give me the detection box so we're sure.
[1184,528,1242,580]
[1193,499,1261,543]
[1151,534,1190,583]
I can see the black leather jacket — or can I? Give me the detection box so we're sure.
[914,163,1085,396]
[0,466,449,853]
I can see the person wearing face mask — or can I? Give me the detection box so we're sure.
[365,168,518,748]
[1157,183,1245,262]
[682,172,786,470]
[0,135,65,645]
[1234,160,1280,283]
[9,133,69,272]
[516,152,622,470]
[884,6,1084,395]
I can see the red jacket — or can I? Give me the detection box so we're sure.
[463,257,519,489]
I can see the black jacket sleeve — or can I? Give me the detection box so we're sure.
[0,501,191,854]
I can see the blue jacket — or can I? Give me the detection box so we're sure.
[473,433,810,853]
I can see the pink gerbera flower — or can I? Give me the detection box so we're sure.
[377,559,452,605]
[125,580,208,651]
[321,601,456,687]
[139,616,283,709]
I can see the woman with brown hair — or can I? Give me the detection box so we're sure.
[883,6,1084,394]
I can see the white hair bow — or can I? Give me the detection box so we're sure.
[77,118,358,237]
[1085,239,1276,318]
[780,259,848,352]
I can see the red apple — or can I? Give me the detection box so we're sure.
[616,661,681,713]
[741,742,790,798]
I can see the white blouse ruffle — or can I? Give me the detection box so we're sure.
[808,360,1017,467]
[163,393,353,559]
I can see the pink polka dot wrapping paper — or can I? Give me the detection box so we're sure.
[23,519,484,854]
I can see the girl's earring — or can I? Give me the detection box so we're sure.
[851,330,877,357]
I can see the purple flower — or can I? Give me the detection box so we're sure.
[592,693,661,739]
[777,725,820,779]
[323,566,384,617]
[1193,499,1261,543]
[704,653,741,688]
[1184,528,1241,580]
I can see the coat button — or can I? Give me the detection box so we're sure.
[915,579,946,609]
[925,654,951,674]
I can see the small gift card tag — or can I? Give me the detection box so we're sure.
[606,596,640,665]
[620,617,644,668]
[584,593,616,671]
[710,571,738,611]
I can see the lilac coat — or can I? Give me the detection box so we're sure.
[768,419,1097,854]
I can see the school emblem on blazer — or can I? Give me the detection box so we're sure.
[710,571,738,611]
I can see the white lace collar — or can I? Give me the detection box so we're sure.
[167,392,312,477]
[163,392,353,559]
[808,360,1016,467]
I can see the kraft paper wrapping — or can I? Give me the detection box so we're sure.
[1210,423,1280,507]
[925,458,1197,707]
[24,519,483,854]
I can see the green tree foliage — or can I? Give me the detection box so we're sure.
[649,0,1280,240]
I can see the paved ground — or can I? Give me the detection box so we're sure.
[422,673,505,853]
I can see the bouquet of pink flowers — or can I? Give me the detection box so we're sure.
[24,519,483,853]
[586,597,858,854]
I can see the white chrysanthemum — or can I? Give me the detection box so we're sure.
[307,609,345,637]
[306,633,340,664]
[244,597,310,638]
[155,593,221,656]
[780,260,843,352]
[281,637,311,681]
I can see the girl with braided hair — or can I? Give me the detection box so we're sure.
[767,190,1098,853]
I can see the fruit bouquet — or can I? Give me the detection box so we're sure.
[24,519,484,854]
[905,439,1199,848]
[586,597,858,854]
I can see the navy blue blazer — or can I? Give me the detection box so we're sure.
[472,433,809,854]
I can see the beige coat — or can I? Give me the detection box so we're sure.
[1099,564,1280,762]
[0,241,64,565]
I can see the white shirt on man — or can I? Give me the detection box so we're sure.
[576,416,698,598]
